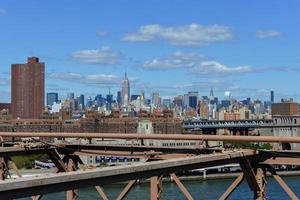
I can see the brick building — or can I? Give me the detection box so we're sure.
[11,57,45,119]
[271,102,299,116]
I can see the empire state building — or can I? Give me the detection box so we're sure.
[121,72,130,107]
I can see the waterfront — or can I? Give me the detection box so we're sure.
[20,176,300,200]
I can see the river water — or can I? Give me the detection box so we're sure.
[20,176,300,200]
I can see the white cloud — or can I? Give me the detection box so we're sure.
[143,51,204,70]
[72,46,121,65]
[0,8,6,15]
[49,72,82,80]
[142,51,253,75]
[190,61,253,75]
[256,30,281,39]
[49,72,122,86]
[175,80,235,90]
[122,23,233,46]
[84,74,121,85]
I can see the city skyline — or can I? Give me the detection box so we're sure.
[1,1,300,102]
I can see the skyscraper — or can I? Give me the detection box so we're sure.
[188,92,198,109]
[47,93,58,107]
[121,72,130,106]
[271,90,274,103]
[117,91,122,106]
[106,93,113,110]
[152,92,161,107]
[208,88,215,119]
[12,57,45,119]
[77,94,85,110]
[209,88,214,100]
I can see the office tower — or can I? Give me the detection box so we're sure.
[117,91,122,106]
[188,92,198,109]
[130,95,140,101]
[12,57,45,119]
[174,95,183,108]
[271,90,274,103]
[106,93,113,110]
[209,88,214,100]
[198,98,209,119]
[86,97,93,108]
[208,88,216,119]
[47,93,58,107]
[140,91,145,101]
[152,92,161,107]
[95,94,104,106]
[121,72,130,106]
[221,100,231,108]
[225,91,231,100]
[77,94,85,110]
[183,94,189,108]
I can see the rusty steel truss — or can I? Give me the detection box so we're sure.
[0,133,300,200]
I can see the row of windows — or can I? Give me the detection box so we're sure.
[162,142,196,147]
[274,118,297,124]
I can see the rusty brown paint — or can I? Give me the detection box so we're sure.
[2,132,300,143]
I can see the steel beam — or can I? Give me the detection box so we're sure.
[66,159,78,200]
[219,174,244,200]
[46,149,66,172]
[150,176,163,200]
[0,150,256,199]
[268,166,299,200]
[170,173,194,200]
[32,195,43,200]
[116,180,137,200]
[239,159,260,192]
[95,186,109,200]
[261,157,300,165]
[2,132,300,143]
[61,144,221,154]
[0,146,53,157]
[254,168,266,200]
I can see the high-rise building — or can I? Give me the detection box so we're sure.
[121,72,130,106]
[77,94,85,110]
[86,96,93,108]
[130,95,140,101]
[106,94,113,110]
[47,93,58,107]
[270,90,274,103]
[12,57,45,119]
[174,95,183,108]
[117,91,122,106]
[188,92,198,109]
[225,91,231,100]
[208,88,216,119]
[152,92,161,108]
[140,91,145,101]
[198,98,209,119]
[271,102,299,116]
[209,88,214,100]
[183,94,189,108]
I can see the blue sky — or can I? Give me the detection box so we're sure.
[1,0,300,103]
